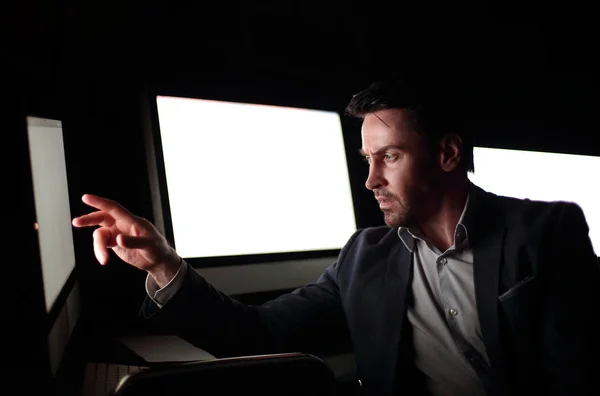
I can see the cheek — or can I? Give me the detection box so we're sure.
[389,162,425,196]
[386,166,412,196]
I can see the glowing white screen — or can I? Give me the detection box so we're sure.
[156,96,357,258]
[469,147,600,255]
[27,117,76,312]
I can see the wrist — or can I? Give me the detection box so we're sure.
[149,254,182,289]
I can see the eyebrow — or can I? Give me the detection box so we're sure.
[358,145,406,157]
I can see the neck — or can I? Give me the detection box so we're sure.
[416,175,470,252]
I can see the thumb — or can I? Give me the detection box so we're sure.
[117,234,158,250]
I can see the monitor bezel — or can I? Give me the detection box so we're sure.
[140,82,366,269]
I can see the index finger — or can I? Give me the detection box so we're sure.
[72,211,115,228]
[81,194,132,220]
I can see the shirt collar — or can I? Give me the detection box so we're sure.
[397,183,478,253]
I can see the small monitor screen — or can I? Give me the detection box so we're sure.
[469,146,600,255]
[27,116,76,312]
[155,96,358,259]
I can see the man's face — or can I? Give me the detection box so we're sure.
[360,108,439,227]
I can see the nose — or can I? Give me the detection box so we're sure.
[365,162,385,191]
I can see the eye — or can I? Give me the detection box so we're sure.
[384,153,398,162]
[363,156,371,165]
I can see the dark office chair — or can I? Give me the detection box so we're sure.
[112,352,338,396]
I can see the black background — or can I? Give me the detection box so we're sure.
[6,0,599,324]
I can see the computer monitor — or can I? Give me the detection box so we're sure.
[469,146,599,255]
[142,90,359,269]
[25,116,82,392]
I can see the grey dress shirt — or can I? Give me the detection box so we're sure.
[399,190,491,396]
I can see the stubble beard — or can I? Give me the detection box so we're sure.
[380,195,416,228]
[382,206,413,228]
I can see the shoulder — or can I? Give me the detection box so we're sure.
[477,186,589,237]
[338,226,399,257]
[349,226,399,246]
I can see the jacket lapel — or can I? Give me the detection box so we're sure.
[382,238,413,394]
[469,188,508,394]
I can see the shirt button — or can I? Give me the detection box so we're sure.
[449,308,458,316]
[438,257,447,265]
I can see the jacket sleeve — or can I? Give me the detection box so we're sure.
[540,202,600,395]
[139,230,362,358]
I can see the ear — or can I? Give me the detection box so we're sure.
[438,133,462,172]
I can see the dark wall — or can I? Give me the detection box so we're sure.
[8,1,599,326]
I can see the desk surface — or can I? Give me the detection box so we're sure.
[55,320,358,396]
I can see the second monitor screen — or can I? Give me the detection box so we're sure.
[156,96,358,259]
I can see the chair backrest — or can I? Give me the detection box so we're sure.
[112,352,336,396]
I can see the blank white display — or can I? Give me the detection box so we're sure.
[469,147,600,255]
[27,117,76,312]
[156,96,357,258]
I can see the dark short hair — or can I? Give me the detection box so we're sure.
[345,75,474,173]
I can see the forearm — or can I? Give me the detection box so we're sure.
[141,261,351,358]
[141,266,279,357]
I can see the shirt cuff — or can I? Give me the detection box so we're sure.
[145,259,188,308]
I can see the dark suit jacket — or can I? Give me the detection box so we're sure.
[141,186,600,395]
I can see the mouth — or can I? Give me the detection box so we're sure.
[377,198,392,209]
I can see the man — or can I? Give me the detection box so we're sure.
[72,76,599,395]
